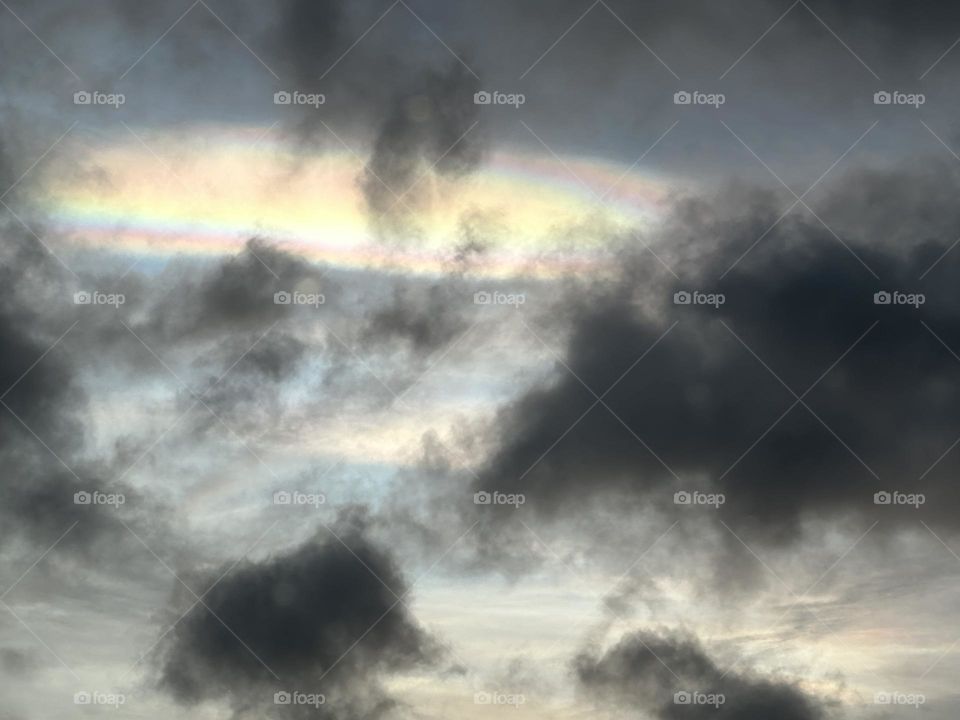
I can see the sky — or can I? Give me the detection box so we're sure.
[1,1,960,719]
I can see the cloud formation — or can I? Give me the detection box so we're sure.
[576,629,828,720]
[156,514,440,718]
[471,159,960,546]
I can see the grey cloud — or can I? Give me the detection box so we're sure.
[142,238,325,341]
[0,226,140,556]
[271,0,345,88]
[360,280,469,355]
[155,511,440,718]
[361,61,485,234]
[576,629,829,720]
[467,156,960,551]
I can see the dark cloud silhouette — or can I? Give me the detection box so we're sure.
[576,629,827,720]
[470,158,960,547]
[156,514,440,718]
[361,62,485,233]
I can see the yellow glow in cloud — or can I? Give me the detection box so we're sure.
[40,125,668,279]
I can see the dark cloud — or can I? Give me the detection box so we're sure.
[155,512,440,718]
[804,0,960,47]
[576,629,828,720]
[361,61,485,233]
[271,0,345,88]
[0,227,137,556]
[360,281,468,355]
[469,157,960,549]
[141,239,325,341]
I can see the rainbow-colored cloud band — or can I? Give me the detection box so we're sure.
[41,126,668,278]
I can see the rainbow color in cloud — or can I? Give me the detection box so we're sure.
[40,126,669,278]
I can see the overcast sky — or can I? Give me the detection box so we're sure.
[2,2,960,719]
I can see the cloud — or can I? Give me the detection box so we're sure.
[576,629,828,720]
[0,648,37,678]
[155,512,441,718]
[140,238,325,341]
[360,280,469,355]
[271,0,345,88]
[0,224,138,556]
[361,62,485,233]
[469,158,960,548]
